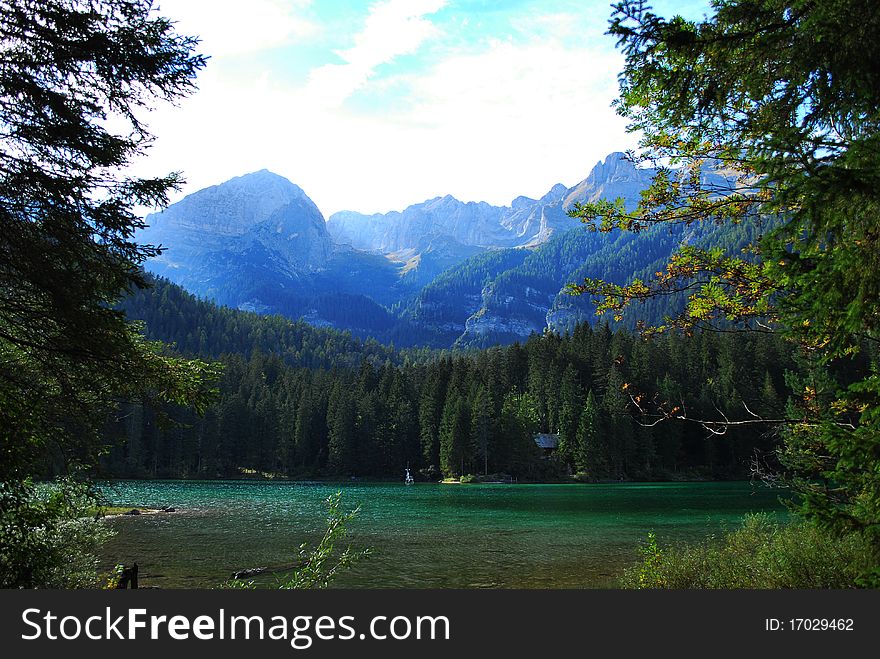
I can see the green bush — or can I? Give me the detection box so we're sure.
[621,514,871,589]
[0,479,115,588]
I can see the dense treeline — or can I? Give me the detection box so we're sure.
[122,278,418,369]
[400,216,772,350]
[102,279,842,482]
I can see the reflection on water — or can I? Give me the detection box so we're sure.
[98,480,789,588]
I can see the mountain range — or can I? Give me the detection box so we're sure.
[327,151,651,251]
[136,152,747,347]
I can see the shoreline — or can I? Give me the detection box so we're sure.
[94,506,175,519]
[94,474,729,486]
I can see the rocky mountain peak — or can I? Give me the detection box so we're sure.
[511,195,537,210]
[137,170,332,289]
[563,152,654,211]
[588,152,636,181]
[146,170,314,237]
[540,183,569,204]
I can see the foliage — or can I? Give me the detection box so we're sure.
[0,0,215,479]
[439,394,470,478]
[630,532,665,588]
[103,277,850,482]
[123,276,408,368]
[621,513,871,589]
[575,390,604,477]
[0,479,115,588]
[103,563,126,590]
[568,0,880,573]
[226,492,370,590]
[0,0,215,586]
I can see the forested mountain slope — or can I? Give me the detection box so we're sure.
[108,277,814,482]
[135,154,746,347]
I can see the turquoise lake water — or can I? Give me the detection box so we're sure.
[98,480,789,588]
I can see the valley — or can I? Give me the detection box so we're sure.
[138,152,744,347]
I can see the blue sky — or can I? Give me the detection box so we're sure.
[139,0,711,216]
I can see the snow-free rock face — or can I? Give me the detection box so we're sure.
[251,195,332,271]
[147,169,319,237]
[326,153,655,255]
[133,153,738,348]
[562,151,651,210]
[328,196,512,252]
[136,171,421,341]
[139,170,332,285]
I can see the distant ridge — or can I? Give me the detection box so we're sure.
[326,152,651,253]
[133,154,740,347]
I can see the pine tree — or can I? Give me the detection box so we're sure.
[656,374,684,473]
[292,388,318,472]
[557,365,583,470]
[570,0,880,570]
[0,0,217,587]
[418,365,447,471]
[326,383,357,475]
[439,393,471,478]
[603,366,633,479]
[500,391,541,476]
[576,390,604,477]
[0,0,213,482]
[759,371,782,418]
[471,386,496,475]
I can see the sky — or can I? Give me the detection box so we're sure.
[135,0,711,217]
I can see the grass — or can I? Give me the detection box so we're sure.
[621,513,872,589]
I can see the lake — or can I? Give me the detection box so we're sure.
[98,480,789,588]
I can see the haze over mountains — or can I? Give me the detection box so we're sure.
[327,151,649,252]
[137,153,746,347]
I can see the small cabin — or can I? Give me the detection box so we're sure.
[533,433,559,457]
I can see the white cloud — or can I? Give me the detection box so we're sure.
[301,0,447,109]
[305,11,634,213]
[133,6,636,219]
[350,35,634,212]
[156,0,317,57]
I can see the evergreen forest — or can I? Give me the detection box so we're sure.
[103,277,873,482]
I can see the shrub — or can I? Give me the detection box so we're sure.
[621,514,871,589]
[0,479,115,588]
